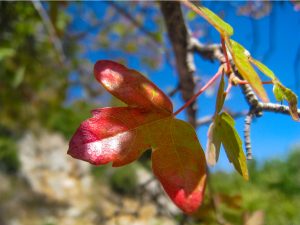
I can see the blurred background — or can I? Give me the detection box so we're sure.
[0,1,300,225]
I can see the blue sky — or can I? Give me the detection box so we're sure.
[68,2,300,171]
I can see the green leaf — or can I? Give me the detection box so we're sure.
[183,1,233,37]
[0,48,15,61]
[13,66,25,88]
[199,6,233,37]
[206,75,225,166]
[250,58,276,80]
[230,39,268,102]
[206,121,221,166]
[206,76,248,170]
[215,112,249,180]
[273,82,299,121]
[215,74,225,114]
[273,83,285,102]
[250,58,299,120]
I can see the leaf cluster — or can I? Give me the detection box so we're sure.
[185,1,298,121]
[207,76,248,180]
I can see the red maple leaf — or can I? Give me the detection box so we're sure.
[68,60,207,214]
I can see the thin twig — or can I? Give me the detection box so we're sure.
[168,85,181,97]
[197,110,248,126]
[107,1,161,46]
[191,38,223,62]
[261,102,300,116]
[32,0,66,64]
[244,112,254,160]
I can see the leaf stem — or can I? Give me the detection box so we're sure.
[221,36,231,73]
[174,68,223,116]
[225,82,232,95]
[238,80,273,85]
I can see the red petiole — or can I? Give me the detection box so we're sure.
[225,82,232,95]
[221,36,231,73]
[173,68,223,116]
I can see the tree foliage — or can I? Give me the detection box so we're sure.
[0,2,66,129]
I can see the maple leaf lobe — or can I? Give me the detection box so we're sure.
[68,107,165,166]
[151,119,207,214]
[94,60,173,113]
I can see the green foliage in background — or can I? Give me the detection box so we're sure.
[0,135,19,174]
[0,2,91,172]
[44,101,93,139]
[0,2,164,137]
[109,164,138,196]
[0,1,161,175]
[0,2,73,132]
[208,149,300,225]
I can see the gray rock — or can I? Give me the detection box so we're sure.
[18,131,91,207]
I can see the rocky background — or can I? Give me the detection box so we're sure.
[0,131,178,225]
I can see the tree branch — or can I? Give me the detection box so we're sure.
[160,1,197,127]
[197,110,248,127]
[177,5,300,162]
[191,38,224,62]
[260,102,300,116]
